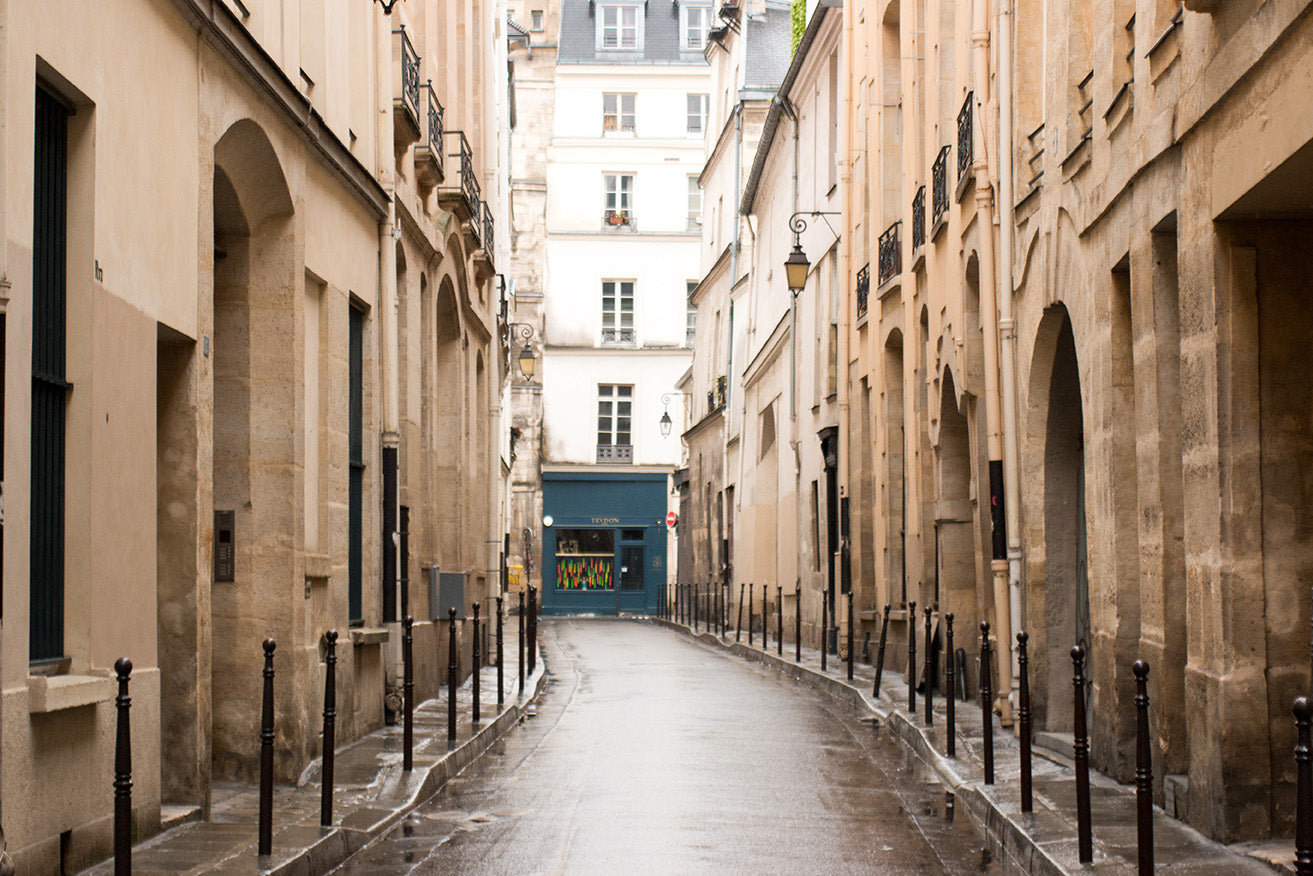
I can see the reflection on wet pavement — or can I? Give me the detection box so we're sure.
[335,618,997,875]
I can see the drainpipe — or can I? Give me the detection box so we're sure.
[725,101,741,582]
[0,0,11,869]
[377,8,401,683]
[997,0,1023,712]
[837,0,854,642]
[971,0,1013,724]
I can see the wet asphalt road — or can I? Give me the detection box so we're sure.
[335,618,991,875]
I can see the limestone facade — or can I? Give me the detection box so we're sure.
[687,0,1313,842]
[0,0,510,870]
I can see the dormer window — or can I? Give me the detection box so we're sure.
[681,4,712,51]
[599,4,641,50]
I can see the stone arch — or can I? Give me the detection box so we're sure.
[434,277,463,563]
[1026,303,1088,733]
[209,118,301,783]
[883,328,906,606]
[936,366,980,692]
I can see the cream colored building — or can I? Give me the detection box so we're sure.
[0,0,510,870]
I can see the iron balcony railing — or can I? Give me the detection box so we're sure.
[856,263,871,319]
[597,444,634,463]
[426,82,444,158]
[483,203,495,260]
[446,131,482,223]
[911,185,926,252]
[932,145,950,228]
[878,221,901,287]
[601,328,635,345]
[958,92,973,183]
[396,27,420,126]
[707,375,727,414]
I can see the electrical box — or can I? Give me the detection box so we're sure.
[438,572,467,620]
[214,510,235,582]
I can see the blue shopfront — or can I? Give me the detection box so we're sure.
[541,471,669,615]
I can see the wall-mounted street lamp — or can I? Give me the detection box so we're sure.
[785,211,841,296]
[376,0,402,14]
[508,323,536,380]
[659,393,675,437]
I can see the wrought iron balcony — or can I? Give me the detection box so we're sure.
[856,263,870,319]
[707,375,727,415]
[957,92,973,184]
[601,328,635,345]
[482,203,495,264]
[911,185,926,253]
[932,145,950,230]
[878,221,901,287]
[437,131,482,227]
[415,82,445,194]
[392,27,421,151]
[597,444,634,463]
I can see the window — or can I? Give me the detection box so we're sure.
[599,5,639,50]
[681,4,712,50]
[531,9,544,30]
[597,385,633,459]
[686,287,697,348]
[32,85,72,663]
[556,529,615,590]
[601,280,635,344]
[687,93,709,135]
[603,93,636,133]
[348,304,365,623]
[687,175,702,228]
[603,173,633,225]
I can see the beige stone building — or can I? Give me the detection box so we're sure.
[684,0,1313,845]
[0,0,510,870]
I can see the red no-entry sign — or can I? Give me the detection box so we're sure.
[666,511,677,527]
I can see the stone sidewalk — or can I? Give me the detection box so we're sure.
[660,614,1286,875]
[82,620,545,876]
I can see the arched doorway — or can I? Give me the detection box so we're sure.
[1041,307,1088,732]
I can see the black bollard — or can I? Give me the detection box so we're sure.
[796,584,803,664]
[873,604,890,697]
[1072,643,1092,863]
[518,591,526,695]
[736,583,744,642]
[497,597,505,706]
[259,638,276,857]
[403,616,414,771]
[472,602,481,724]
[321,630,337,828]
[908,601,918,714]
[1295,697,1313,876]
[1134,660,1153,875]
[847,589,855,682]
[924,606,934,726]
[945,614,956,757]
[114,657,133,876]
[1017,631,1032,813]
[447,608,458,744]
[778,585,784,657]
[981,622,994,785]
[528,586,537,676]
[762,584,768,652]
[821,593,828,672]
[748,584,755,647]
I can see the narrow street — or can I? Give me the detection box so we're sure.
[334,618,992,875]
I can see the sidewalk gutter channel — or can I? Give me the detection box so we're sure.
[653,617,1273,876]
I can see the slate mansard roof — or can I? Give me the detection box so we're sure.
[743,4,792,91]
[558,0,712,65]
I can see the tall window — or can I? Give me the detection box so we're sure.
[603,93,636,133]
[686,283,698,347]
[31,86,72,663]
[348,304,365,623]
[681,4,711,50]
[687,175,702,228]
[597,385,633,447]
[687,93,709,135]
[601,281,635,344]
[604,173,633,224]
[531,9,544,30]
[599,5,639,49]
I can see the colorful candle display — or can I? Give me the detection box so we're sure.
[557,556,614,590]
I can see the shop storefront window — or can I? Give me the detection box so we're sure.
[556,528,615,590]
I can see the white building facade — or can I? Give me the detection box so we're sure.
[538,0,711,613]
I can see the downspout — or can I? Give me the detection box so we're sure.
[838,0,854,648]
[782,97,799,424]
[0,0,11,869]
[377,9,401,680]
[997,0,1023,711]
[725,101,741,584]
[971,0,1013,723]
